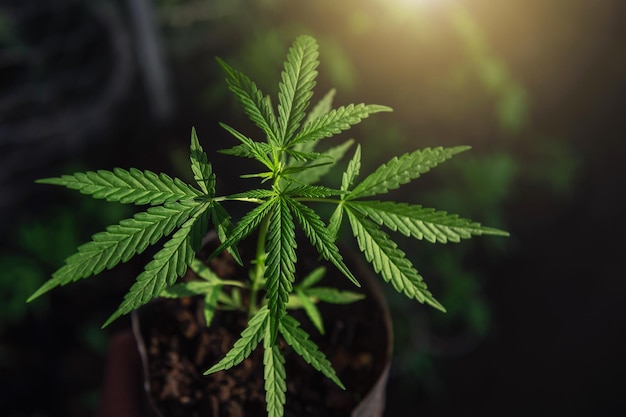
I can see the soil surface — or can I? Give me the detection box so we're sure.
[135,236,391,417]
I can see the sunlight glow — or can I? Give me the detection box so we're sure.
[393,0,455,9]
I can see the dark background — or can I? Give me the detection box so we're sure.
[1,0,625,416]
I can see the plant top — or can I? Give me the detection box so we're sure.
[28,35,508,417]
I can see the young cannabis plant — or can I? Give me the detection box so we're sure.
[28,35,508,417]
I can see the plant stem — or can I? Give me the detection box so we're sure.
[248,213,269,318]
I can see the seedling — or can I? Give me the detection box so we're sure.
[28,35,508,417]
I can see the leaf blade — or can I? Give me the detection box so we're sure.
[289,103,392,147]
[28,201,203,302]
[190,127,215,195]
[350,200,510,243]
[277,35,319,145]
[348,146,471,199]
[346,206,445,312]
[265,197,297,343]
[279,314,344,389]
[285,197,359,287]
[204,306,270,374]
[37,168,201,205]
[263,328,287,417]
[216,57,279,145]
[103,203,210,327]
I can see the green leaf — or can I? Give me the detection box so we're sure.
[285,197,359,287]
[279,314,344,389]
[265,197,297,343]
[306,287,365,304]
[209,199,276,263]
[295,287,325,334]
[37,168,202,205]
[209,202,242,265]
[292,88,336,156]
[158,280,215,298]
[350,201,509,243]
[216,57,279,145]
[348,146,471,199]
[103,203,211,327]
[28,201,203,302]
[298,266,326,289]
[227,189,277,200]
[327,205,344,242]
[203,284,223,327]
[346,207,445,312]
[289,103,392,147]
[219,123,275,170]
[263,330,287,417]
[277,35,319,145]
[303,88,336,128]
[190,259,220,282]
[284,185,344,199]
[205,306,269,374]
[190,127,215,195]
[342,144,362,193]
[290,139,354,185]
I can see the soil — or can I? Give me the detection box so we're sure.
[134,235,392,417]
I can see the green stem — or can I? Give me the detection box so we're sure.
[248,213,270,318]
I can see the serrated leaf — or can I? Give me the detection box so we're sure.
[290,139,354,185]
[218,142,275,162]
[306,287,365,304]
[209,199,276,264]
[227,189,277,200]
[327,205,344,242]
[217,57,279,145]
[350,200,510,243]
[203,284,223,327]
[190,127,215,195]
[285,197,358,287]
[205,306,269,374]
[264,329,287,417]
[28,201,203,302]
[289,103,392,147]
[346,207,445,312]
[277,35,319,145]
[298,266,326,289]
[284,185,344,199]
[159,281,215,298]
[295,287,325,334]
[303,88,336,128]
[37,168,201,205]
[342,144,362,193]
[283,149,327,162]
[265,197,297,343]
[348,146,471,200]
[103,203,210,327]
[190,259,220,282]
[209,202,242,264]
[279,314,344,389]
[292,88,337,157]
[219,123,275,170]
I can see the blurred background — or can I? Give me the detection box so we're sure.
[1,0,624,416]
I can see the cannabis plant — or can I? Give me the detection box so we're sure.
[28,35,508,417]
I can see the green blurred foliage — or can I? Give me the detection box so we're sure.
[0,180,133,333]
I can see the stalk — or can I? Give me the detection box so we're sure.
[248,213,270,318]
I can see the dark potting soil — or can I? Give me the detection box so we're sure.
[138,240,391,417]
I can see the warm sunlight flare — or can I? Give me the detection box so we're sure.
[394,0,454,8]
